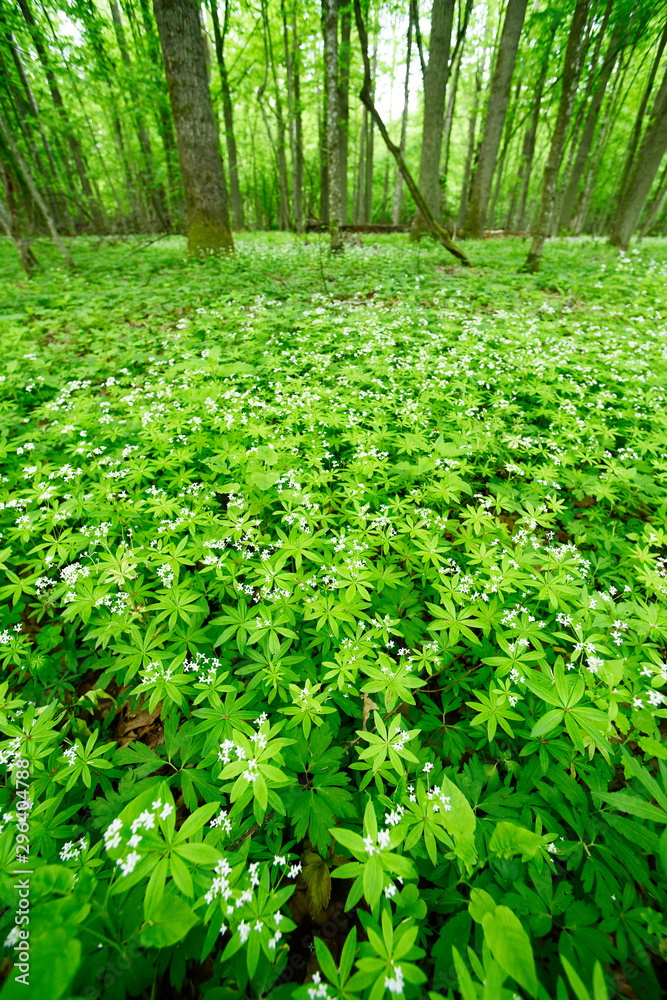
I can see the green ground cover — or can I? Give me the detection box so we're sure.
[1,233,667,999]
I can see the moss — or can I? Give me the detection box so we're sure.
[187,219,234,256]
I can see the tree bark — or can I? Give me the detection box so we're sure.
[209,0,244,230]
[522,0,590,273]
[463,0,528,238]
[353,0,470,265]
[411,0,455,237]
[153,0,233,253]
[609,64,667,249]
[323,0,343,250]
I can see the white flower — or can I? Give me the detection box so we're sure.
[117,851,142,876]
[384,963,405,995]
[238,920,251,943]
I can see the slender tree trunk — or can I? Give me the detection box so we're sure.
[339,0,351,224]
[16,0,103,232]
[353,0,470,264]
[559,33,619,229]
[610,64,667,249]
[463,0,528,238]
[0,109,73,266]
[319,86,328,224]
[487,81,521,229]
[572,50,629,234]
[440,32,465,225]
[0,160,38,275]
[522,0,590,273]
[457,64,481,232]
[110,0,169,230]
[364,39,377,224]
[153,0,233,253]
[262,0,290,229]
[616,20,667,212]
[209,0,244,230]
[6,32,62,203]
[411,0,455,237]
[392,6,412,225]
[281,0,301,232]
[380,161,389,222]
[356,109,367,223]
[323,0,343,250]
[640,159,667,237]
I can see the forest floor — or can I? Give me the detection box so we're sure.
[2,233,667,998]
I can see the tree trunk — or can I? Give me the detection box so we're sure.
[153,0,233,253]
[440,0,471,226]
[261,0,290,230]
[457,64,482,232]
[0,160,38,275]
[487,81,521,228]
[356,110,367,224]
[339,0,351,224]
[392,6,412,225]
[616,20,667,213]
[319,86,328,224]
[282,0,303,232]
[559,31,619,230]
[292,6,304,232]
[0,109,73,267]
[609,64,667,249]
[411,0,455,237]
[323,0,343,250]
[110,0,169,231]
[16,0,104,232]
[639,159,667,237]
[364,39,377,224]
[522,0,590,272]
[353,0,470,265]
[209,0,244,230]
[463,0,528,238]
[572,40,633,235]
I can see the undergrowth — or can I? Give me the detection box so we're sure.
[1,233,667,999]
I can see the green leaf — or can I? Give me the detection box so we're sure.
[440,774,477,872]
[489,821,549,861]
[140,889,199,948]
[530,709,564,739]
[482,906,538,998]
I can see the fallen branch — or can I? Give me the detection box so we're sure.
[306,221,410,233]
[353,0,471,267]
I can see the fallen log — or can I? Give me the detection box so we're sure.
[306,221,410,233]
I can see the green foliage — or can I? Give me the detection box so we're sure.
[1,234,667,998]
